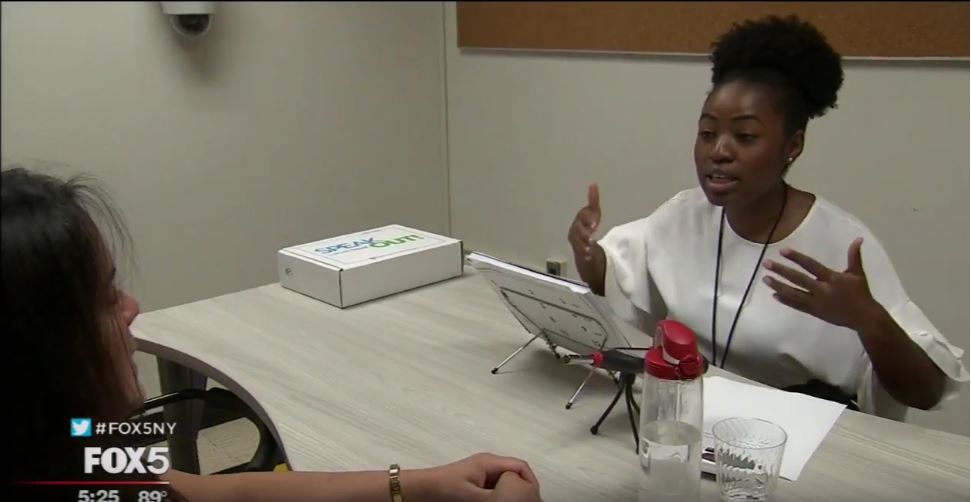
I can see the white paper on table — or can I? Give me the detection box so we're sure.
[702,375,846,481]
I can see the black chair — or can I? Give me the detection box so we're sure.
[129,387,285,474]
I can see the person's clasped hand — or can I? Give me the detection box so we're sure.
[416,453,542,502]
[485,471,543,502]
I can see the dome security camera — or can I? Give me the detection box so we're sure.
[160,2,217,38]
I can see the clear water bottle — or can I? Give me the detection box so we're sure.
[638,320,704,502]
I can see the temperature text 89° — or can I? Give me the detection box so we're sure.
[138,490,168,502]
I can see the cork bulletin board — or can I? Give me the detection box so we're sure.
[456,2,969,58]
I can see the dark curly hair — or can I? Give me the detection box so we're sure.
[709,15,844,136]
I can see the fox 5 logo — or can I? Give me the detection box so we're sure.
[83,447,170,474]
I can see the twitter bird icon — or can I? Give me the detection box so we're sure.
[70,418,92,437]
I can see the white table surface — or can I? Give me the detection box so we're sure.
[133,269,969,501]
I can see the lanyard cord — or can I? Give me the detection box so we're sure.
[711,184,788,368]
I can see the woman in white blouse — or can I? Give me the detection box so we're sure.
[567,15,967,420]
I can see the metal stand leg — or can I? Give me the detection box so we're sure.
[589,373,639,454]
[624,380,640,453]
[590,383,626,435]
[565,365,598,410]
[158,357,207,474]
[491,334,541,374]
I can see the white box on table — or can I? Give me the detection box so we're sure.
[277,224,463,308]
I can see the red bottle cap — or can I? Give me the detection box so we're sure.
[644,320,702,381]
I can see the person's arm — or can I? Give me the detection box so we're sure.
[568,183,664,331]
[568,183,606,295]
[573,243,606,296]
[763,238,947,410]
[853,302,945,410]
[163,453,540,502]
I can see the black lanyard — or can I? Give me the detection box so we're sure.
[711,185,788,368]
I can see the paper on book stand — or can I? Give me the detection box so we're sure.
[703,376,845,481]
[466,252,631,355]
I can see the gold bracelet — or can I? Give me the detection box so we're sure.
[388,463,404,502]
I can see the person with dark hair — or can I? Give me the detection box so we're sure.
[568,16,967,418]
[4,166,543,502]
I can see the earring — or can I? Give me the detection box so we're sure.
[786,157,795,165]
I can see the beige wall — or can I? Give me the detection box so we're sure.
[443,4,969,435]
[1,1,448,396]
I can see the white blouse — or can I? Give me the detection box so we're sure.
[599,187,968,420]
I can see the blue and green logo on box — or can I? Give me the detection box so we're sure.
[315,234,424,257]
